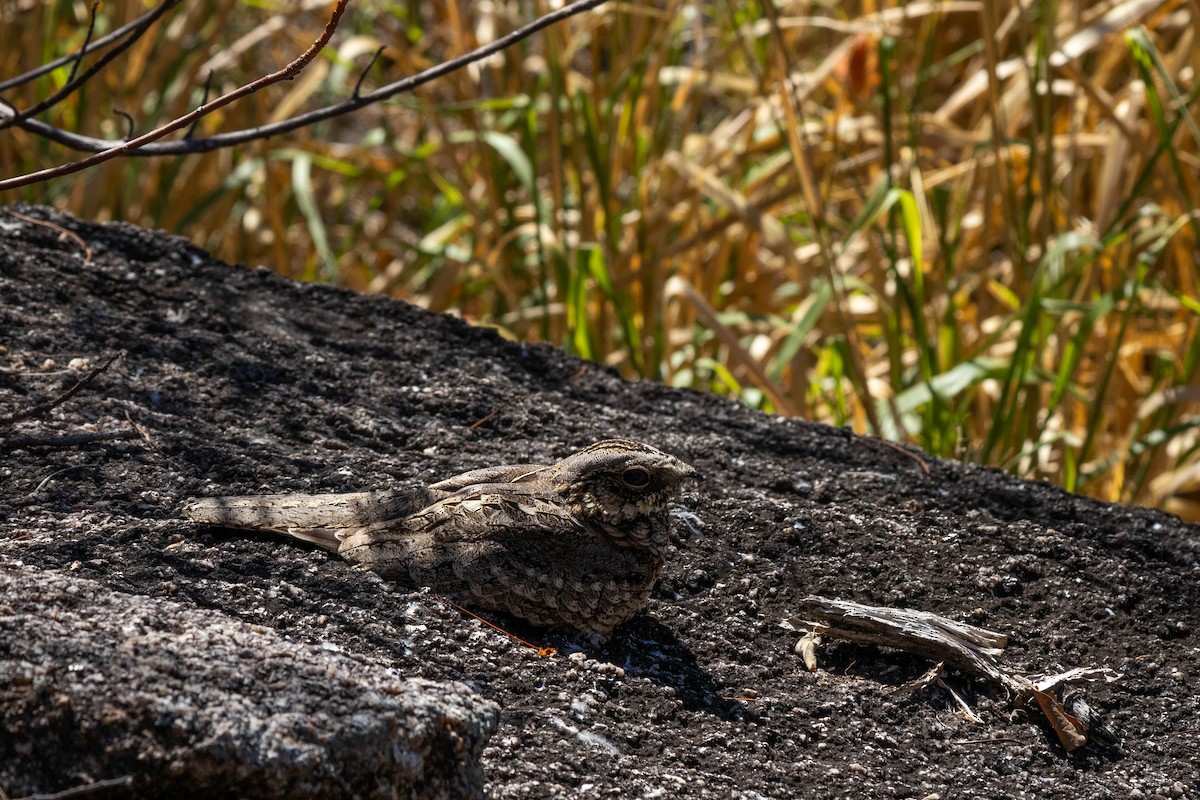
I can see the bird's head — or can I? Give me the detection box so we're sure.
[550,439,699,550]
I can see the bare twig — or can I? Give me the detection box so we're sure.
[12,775,132,800]
[0,0,609,172]
[936,677,984,723]
[123,410,157,449]
[0,0,182,132]
[469,397,522,429]
[874,437,932,475]
[1,431,141,451]
[1,209,94,264]
[32,465,87,493]
[436,594,557,657]
[0,0,351,191]
[185,70,216,139]
[66,3,101,84]
[0,351,122,426]
[0,0,183,92]
[113,108,135,140]
[896,661,943,695]
[353,46,386,98]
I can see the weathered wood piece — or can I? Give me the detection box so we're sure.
[789,596,1120,752]
[790,596,1024,693]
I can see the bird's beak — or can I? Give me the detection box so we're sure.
[673,461,703,482]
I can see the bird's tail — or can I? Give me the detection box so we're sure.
[182,490,420,551]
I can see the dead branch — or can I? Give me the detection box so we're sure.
[0,351,123,427]
[0,1,183,93]
[1,209,93,264]
[788,596,1121,752]
[11,775,132,800]
[0,0,608,178]
[1,431,141,451]
[0,0,351,192]
[790,595,1023,693]
[65,3,99,84]
[0,3,174,131]
[0,0,183,132]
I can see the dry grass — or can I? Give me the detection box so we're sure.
[6,0,1200,517]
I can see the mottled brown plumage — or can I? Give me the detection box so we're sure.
[183,439,698,634]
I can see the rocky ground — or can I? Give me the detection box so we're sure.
[1,205,1197,798]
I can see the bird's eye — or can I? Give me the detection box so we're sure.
[622,467,651,488]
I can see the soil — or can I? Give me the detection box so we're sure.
[1,204,1198,799]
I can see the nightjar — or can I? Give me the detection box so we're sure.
[183,439,698,634]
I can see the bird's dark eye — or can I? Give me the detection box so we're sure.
[622,467,651,488]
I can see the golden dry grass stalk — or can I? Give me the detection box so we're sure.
[4,0,1200,514]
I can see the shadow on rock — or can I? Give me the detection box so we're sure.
[562,614,753,721]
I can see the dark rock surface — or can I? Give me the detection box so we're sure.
[1,205,1197,798]
[0,559,497,799]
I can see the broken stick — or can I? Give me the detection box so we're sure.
[787,596,1120,752]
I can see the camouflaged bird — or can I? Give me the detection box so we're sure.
[183,439,698,634]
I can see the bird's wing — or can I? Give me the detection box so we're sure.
[336,487,589,576]
[351,486,576,543]
[427,464,549,491]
